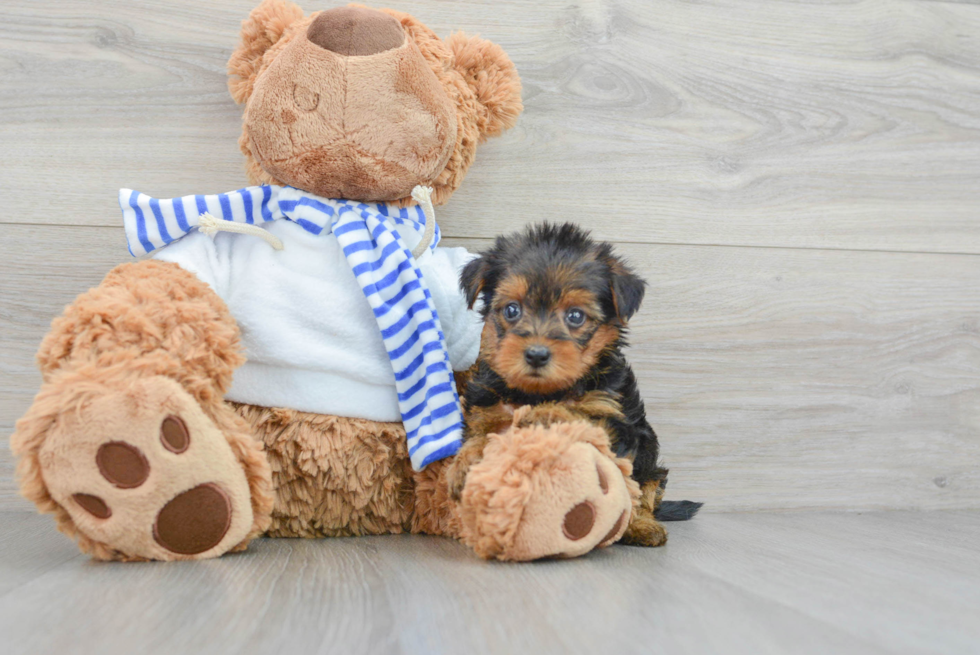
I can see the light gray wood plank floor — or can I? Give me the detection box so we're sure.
[1,510,978,655]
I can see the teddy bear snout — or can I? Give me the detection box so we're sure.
[307,6,405,56]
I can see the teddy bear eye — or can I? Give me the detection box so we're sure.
[503,302,522,322]
[293,84,320,112]
[565,308,586,327]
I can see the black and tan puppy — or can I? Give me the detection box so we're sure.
[448,222,700,547]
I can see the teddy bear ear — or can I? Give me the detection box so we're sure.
[227,0,306,105]
[446,33,523,141]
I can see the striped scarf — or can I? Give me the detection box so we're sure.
[119,185,462,470]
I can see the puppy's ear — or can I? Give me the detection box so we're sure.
[607,257,646,324]
[446,33,523,141]
[228,0,306,104]
[460,256,491,309]
[612,270,646,323]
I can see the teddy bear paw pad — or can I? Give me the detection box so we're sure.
[153,483,232,555]
[38,377,253,560]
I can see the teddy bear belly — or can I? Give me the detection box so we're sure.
[231,401,417,537]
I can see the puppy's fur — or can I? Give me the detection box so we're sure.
[449,223,700,547]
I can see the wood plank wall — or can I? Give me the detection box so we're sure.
[2,0,978,511]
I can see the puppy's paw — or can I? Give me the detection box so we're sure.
[466,402,517,436]
[621,511,668,547]
[567,391,624,420]
[512,402,580,429]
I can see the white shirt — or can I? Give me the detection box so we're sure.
[154,220,482,421]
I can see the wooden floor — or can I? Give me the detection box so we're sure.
[0,510,977,655]
[2,0,979,653]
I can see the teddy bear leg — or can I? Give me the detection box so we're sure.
[232,406,416,538]
[409,458,462,539]
[455,421,639,561]
[15,369,269,561]
[10,261,273,560]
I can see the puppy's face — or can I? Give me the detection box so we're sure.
[462,223,646,395]
[483,269,615,395]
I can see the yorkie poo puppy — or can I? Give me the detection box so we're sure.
[448,223,700,547]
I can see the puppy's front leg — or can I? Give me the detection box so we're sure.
[513,392,622,430]
[621,480,668,547]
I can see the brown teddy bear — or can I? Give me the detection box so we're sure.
[9,0,638,562]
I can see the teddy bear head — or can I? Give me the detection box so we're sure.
[227,0,523,205]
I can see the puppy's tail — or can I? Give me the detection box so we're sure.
[654,500,703,521]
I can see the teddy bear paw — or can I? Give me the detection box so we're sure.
[458,421,635,561]
[34,376,256,560]
[510,441,633,559]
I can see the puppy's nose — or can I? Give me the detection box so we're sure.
[524,346,552,369]
[307,7,405,56]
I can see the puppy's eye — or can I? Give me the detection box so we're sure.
[503,302,522,322]
[565,308,586,327]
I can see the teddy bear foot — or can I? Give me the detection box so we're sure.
[458,421,637,561]
[13,372,262,561]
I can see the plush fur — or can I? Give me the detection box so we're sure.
[232,403,417,537]
[228,0,522,205]
[457,408,639,560]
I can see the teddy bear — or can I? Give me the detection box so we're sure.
[9,0,640,562]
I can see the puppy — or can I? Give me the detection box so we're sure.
[448,223,700,547]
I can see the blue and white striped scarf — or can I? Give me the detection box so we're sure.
[119,185,462,470]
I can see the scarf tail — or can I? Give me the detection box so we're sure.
[336,206,463,470]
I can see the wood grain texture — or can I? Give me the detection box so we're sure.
[3,1,979,651]
[2,0,980,253]
[2,228,978,511]
[1,510,979,655]
[2,1,979,512]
